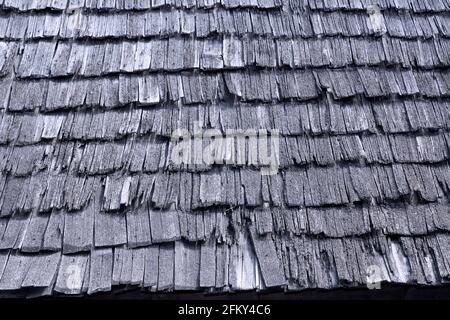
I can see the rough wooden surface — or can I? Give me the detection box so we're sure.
[0,0,449,296]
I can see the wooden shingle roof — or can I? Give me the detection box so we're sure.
[0,0,449,296]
